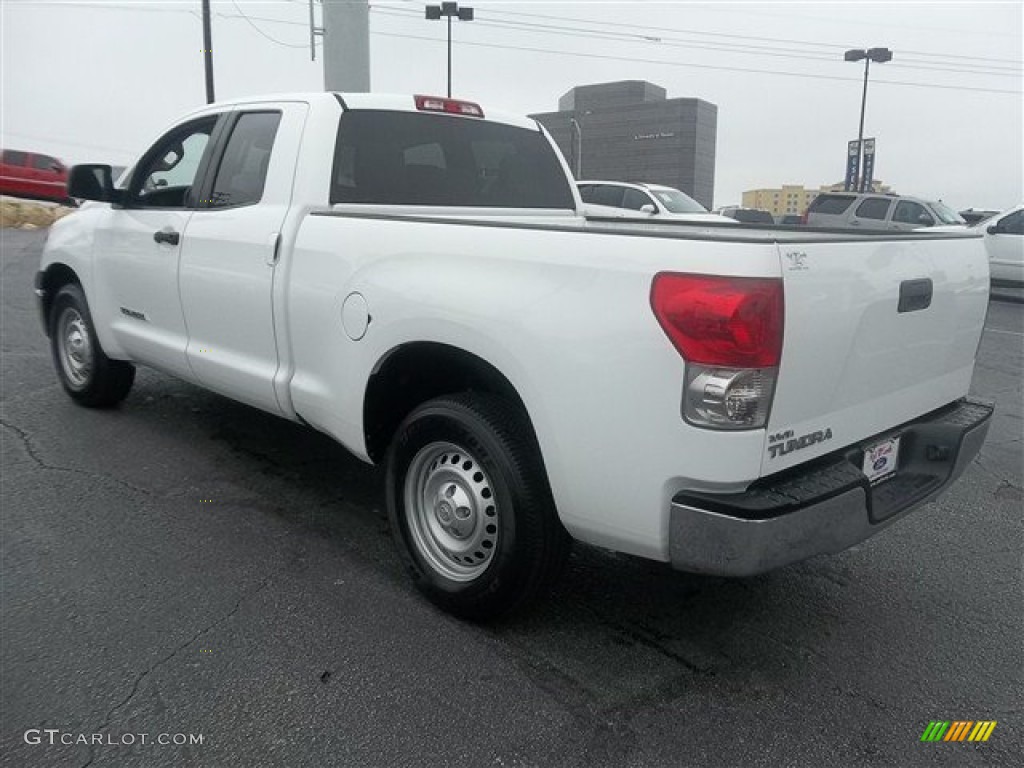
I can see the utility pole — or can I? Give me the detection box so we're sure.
[320,1,370,92]
[201,0,215,103]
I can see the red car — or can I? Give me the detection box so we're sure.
[0,149,71,204]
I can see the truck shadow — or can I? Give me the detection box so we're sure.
[127,371,851,717]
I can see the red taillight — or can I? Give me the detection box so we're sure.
[414,95,484,118]
[650,273,784,368]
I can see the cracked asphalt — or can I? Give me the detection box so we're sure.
[2,227,1021,768]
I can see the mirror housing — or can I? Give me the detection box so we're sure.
[639,204,657,214]
[67,164,122,204]
[987,224,999,235]
[917,213,935,227]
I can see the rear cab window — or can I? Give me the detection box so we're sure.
[331,110,574,208]
[2,150,28,167]
[809,194,856,214]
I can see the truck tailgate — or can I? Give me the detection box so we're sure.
[763,233,989,476]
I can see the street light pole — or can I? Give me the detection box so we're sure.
[844,47,892,192]
[426,2,474,98]
[856,57,869,190]
[201,0,214,103]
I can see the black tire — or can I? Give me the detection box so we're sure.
[386,393,571,620]
[48,283,135,407]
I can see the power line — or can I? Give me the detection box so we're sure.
[370,31,1020,96]
[8,2,313,31]
[370,6,1021,78]
[483,5,1024,64]
[374,3,1022,68]
[228,0,307,47]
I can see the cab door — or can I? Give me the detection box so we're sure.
[889,199,932,231]
[847,196,893,229]
[178,103,308,415]
[92,114,225,379]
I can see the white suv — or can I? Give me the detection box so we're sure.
[577,180,736,224]
[804,192,965,231]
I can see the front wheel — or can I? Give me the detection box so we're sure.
[49,283,135,407]
[386,394,570,620]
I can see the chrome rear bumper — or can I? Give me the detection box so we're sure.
[669,398,993,576]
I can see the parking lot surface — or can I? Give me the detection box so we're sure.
[2,228,1021,767]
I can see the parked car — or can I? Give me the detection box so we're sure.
[714,206,775,224]
[980,204,1024,285]
[776,214,803,226]
[37,92,992,619]
[577,180,735,224]
[0,148,71,204]
[803,192,965,231]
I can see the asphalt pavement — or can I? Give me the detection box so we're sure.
[2,227,1021,768]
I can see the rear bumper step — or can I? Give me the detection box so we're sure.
[669,398,993,576]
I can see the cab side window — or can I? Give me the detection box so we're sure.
[622,188,654,211]
[31,154,60,172]
[892,200,927,225]
[855,197,891,220]
[998,210,1024,235]
[129,116,218,209]
[208,112,281,208]
[584,185,625,208]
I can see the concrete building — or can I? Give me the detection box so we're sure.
[530,81,718,210]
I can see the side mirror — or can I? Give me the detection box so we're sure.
[917,213,934,227]
[67,164,121,203]
[639,204,657,214]
[986,224,999,235]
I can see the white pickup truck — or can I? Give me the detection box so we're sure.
[37,92,993,618]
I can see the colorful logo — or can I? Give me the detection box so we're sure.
[920,721,997,742]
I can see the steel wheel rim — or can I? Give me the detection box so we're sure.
[57,307,93,390]
[403,441,499,582]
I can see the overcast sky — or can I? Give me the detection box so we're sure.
[2,0,1021,210]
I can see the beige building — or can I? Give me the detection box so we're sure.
[742,185,820,217]
[742,181,894,218]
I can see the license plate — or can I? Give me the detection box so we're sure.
[862,436,900,484]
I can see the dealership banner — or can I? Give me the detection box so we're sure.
[844,140,860,191]
[861,138,876,192]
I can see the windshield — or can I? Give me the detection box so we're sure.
[930,201,965,225]
[650,188,706,214]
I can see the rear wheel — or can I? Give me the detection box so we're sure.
[49,283,135,407]
[386,394,570,620]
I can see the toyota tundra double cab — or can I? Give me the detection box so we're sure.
[36,92,992,618]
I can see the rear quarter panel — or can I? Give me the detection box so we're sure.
[286,213,781,560]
